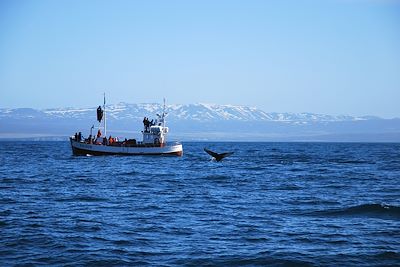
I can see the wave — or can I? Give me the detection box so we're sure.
[203,174,230,182]
[112,239,133,246]
[0,198,17,204]
[173,255,314,267]
[275,184,302,191]
[313,204,400,219]
[55,195,109,202]
[329,159,374,164]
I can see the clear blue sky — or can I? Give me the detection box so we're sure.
[0,0,399,118]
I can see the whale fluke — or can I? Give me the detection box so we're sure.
[204,148,233,162]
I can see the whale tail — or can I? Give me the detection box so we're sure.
[204,148,234,162]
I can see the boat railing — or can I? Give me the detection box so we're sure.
[73,136,181,148]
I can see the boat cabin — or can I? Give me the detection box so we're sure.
[143,125,169,144]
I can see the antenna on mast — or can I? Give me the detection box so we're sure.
[162,98,167,127]
[163,97,166,114]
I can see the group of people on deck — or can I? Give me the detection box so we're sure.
[143,117,155,132]
[108,135,118,144]
[74,128,127,146]
[94,130,119,145]
[74,132,82,142]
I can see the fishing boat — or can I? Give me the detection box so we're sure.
[70,96,183,156]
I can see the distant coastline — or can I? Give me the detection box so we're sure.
[1,103,400,142]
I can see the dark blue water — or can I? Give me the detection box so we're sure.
[0,142,399,266]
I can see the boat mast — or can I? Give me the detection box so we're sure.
[103,93,107,137]
[162,97,166,128]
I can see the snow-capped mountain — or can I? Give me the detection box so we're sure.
[0,103,398,141]
[8,102,370,122]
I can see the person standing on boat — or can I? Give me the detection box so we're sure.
[144,117,152,132]
[94,130,102,144]
[143,117,148,132]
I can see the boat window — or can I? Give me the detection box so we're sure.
[150,127,161,133]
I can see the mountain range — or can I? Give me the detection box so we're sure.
[1,103,399,141]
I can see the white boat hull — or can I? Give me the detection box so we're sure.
[70,138,183,156]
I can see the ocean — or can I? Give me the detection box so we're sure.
[0,141,399,266]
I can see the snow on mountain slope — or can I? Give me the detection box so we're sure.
[1,103,399,141]
[0,103,373,123]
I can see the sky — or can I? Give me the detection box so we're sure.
[0,0,399,118]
